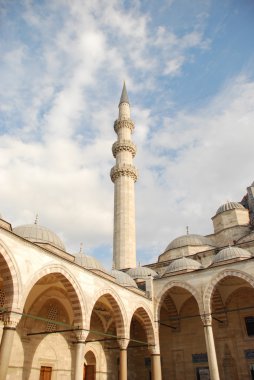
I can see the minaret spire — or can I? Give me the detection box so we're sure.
[119,81,129,106]
[110,82,138,269]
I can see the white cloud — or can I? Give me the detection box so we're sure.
[0,1,253,269]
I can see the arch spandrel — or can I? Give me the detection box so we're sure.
[21,264,88,328]
[88,288,128,339]
[155,280,203,321]
[0,240,22,310]
[128,302,156,347]
[203,269,254,314]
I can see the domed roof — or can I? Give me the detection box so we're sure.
[213,246,252,264]
[163,257,202,276]
[13,223,65,250]
[216,202,245,215]
[75,252,105,271]
[165,234,214,251]
[111,269,137,288]
[127,266,158,279]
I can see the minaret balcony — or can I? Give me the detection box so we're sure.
[114,119,135,133]
[112,140,137,158]
[110,164,138,183]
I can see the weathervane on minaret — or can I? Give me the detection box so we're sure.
[110,82,138,269]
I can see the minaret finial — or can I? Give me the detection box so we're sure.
[79,242,83,254]
[186,226,189,235]
[119,81,129,106]
[34,214,39,225]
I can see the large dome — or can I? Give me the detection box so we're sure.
[127,266,158,279]
[163,257,202,276]
[75,252,105,271]
[212,246,252,264]
[216,202,245,215]
[13,224,65,251]
[165,234,214,251]
[111,269,137,288]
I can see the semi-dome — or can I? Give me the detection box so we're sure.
[216,202,245,215]
[212,246,252,264]
[75,252,105,271]
[13,223,65,250]
[111,269,137,288]
[165,234,214,251]
[127,266,158,279]
[163,257,202,276]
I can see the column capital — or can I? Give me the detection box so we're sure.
[201,314,212,326]
[74,329,89,343]
[3,311,21,329]
[118,337,129,350]
[149,345,160,355]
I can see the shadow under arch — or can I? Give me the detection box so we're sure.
[21,263,88,328]
[0,240,22,310]
[155,280,203,322]
[19,266,85,380]
[129,303,155,347]
[203,268,254,314]
[88,288,128,339]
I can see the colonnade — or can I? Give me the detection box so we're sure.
[0,314,163,380]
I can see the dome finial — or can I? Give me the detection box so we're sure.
[79,242,83,254]
[119,81,129,106]
[186,226,189,235]
[34,213,39,225]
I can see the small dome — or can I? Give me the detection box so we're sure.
[165,234,214,251]
[127,266,158,279]
[213,246,252,264]
[111,269,137,288]
[216,202,245,215]
[75,252,105,271]
[13,224,65,250]
[163,257,202,276]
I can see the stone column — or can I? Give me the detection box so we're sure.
[118,339,128,380]
[150,343,162,380]
[0,312,20,380]
[74,331,88,380]
[202,315,220,380]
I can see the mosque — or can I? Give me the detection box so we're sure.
[0,83,254,380]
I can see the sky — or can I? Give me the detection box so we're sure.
[0,0,254,269]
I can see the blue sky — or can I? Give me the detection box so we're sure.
[0,0,254,268]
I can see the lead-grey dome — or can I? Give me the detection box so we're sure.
[127,266,158,279]
[216,202,245,215]
[75,252,105,271]
[213,246,252,264]
[165,234,214,251]
[111,269,137,288]
[13,224,65,250]
[163,257,202,276]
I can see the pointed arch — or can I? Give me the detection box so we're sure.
[21,264,88,328]
[155,280,203,321]
[88,288,128,339]
[129,303,155,347]
[203,269,254,314]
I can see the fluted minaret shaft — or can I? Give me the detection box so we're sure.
[110,83,138,269]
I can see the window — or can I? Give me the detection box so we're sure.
[245,316,254,336]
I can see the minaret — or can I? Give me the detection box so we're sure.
[110,83,138,269]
